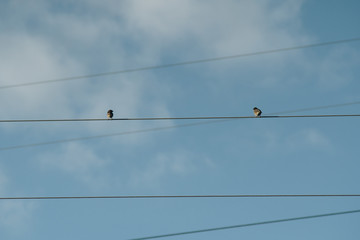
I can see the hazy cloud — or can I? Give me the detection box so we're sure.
[0,201,36,235]
[37,143,112,190]
[0,167,36,235]
[129,149,214,189]
[262,127,331,154]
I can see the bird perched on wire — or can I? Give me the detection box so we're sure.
[253,107,262,117]
[107,109,113,119]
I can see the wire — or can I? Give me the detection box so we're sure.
[1,194,360,200]
[0,120,228,151]
[1,38,359,90]
[1,114,360,123]
[269,101,360,115]
[1,101,360,151]
[129,209,360,240]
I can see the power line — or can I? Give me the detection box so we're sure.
[0,120,227,151]
[129,209,360,240]
[1,101,360,151]
[1,194,360,200]
[1,38,359,90]
[269,101,360,115]
[1,114,360,123]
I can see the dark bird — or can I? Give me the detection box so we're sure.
[253,107,262,117]
[107,109,113,119]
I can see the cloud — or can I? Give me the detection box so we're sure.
[37,145,216,192]
[286,128,331,150]
[37,142,112,190]
[0,2,173,143]
[301,129,330,146]
[262,128,331,154]
[121,0,309,55]
[0,33,83,116]
[129,150,214,189]
[114,0,319,92]
[0,0,313,126]
[0,201,36,235]
[0,167,36,236]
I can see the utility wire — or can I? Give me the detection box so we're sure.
[268,101,360,115]
[1,194,360,201]
[1,114,360,123]
[130,209,360,240]
[0,120,226,151]
[1,101,359,151]
[1,38,359,90]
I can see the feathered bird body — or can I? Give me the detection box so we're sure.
[107,110,113,119]
[253,107,262,117]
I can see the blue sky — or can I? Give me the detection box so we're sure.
[0,0,360,239]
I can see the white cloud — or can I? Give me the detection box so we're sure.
[262,128,331,154]
[0,0,313,127]
[121,0,309,54]
[286,128,331,150]
[114,0,318,91]
[38,142,112,190]
[0,5,173,142]
[0,167,36,235]
[0,33,88,129]
[37,145,216,192]
[129,150,214,188]
[0,1,357,238]
[0,201,36,235]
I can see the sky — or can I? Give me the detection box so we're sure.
[0,0,360,239]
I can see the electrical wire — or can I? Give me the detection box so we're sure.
[1,194,360,200]
[0,120,227,151]
[129,209,360,240]
[1,114,360,123]
[1,100,360,151]
[1,38,359,90]
[268,101,360,115]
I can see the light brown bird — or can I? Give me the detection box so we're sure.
[253,107,262,117]
[107,109,113,119]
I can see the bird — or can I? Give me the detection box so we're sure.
[253,107,262,117]
[107,109,113,119]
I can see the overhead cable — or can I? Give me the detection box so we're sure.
[1,101,359,151]
[0,120,226,151]
[1,114,360,123]
[1,38,359,90]
[269,101,360,115]
[130,209,360,240]
[1,194,360,201]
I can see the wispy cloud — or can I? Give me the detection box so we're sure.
[120,0,309,58]
[37,142,112,190]
[0,201,36,235]
[129,150,214,189]
[262,128,331,154]
[0,167,36,236]
[0,0,314,128]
